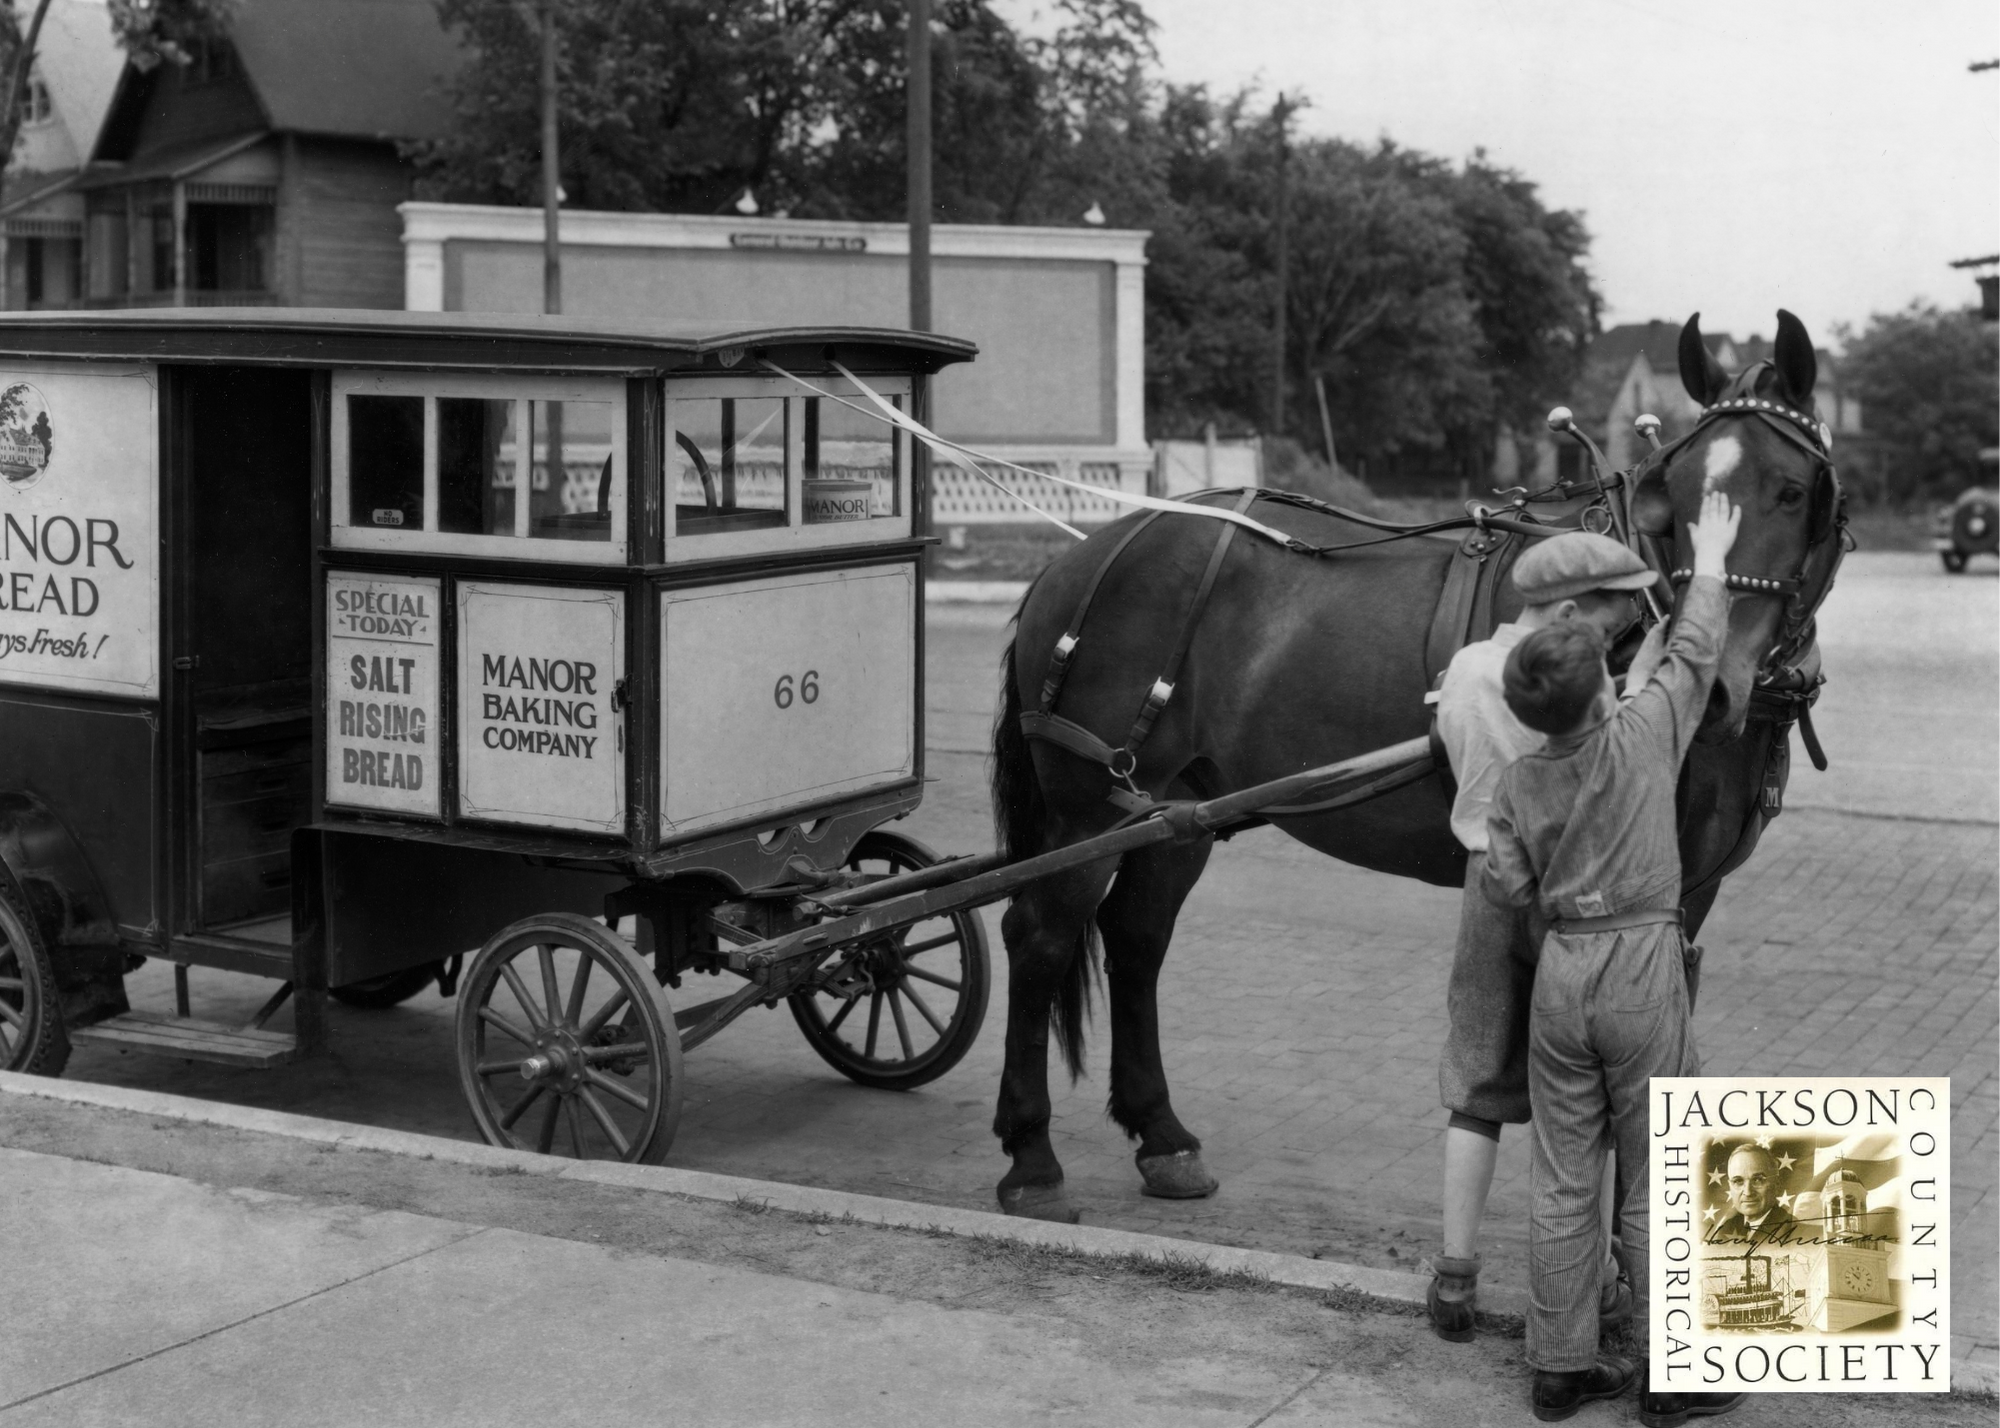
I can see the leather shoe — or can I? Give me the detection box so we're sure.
[1640,1390,1746,1427]
[1425,1254,1479,1343]
[1598,1269,1634,1331]
[1532,1355,1637,1422]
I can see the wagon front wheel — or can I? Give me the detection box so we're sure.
[789,831,991,1091]
[455,913,683,1164]
[0,879,68,1076]
[1941,549,1968,573]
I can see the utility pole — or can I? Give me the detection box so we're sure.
[1268,94,1295,436]
[538,0,561,317]
[907,0,933,331]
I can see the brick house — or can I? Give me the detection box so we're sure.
[6,0,460,310]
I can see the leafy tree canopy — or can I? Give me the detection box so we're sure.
[413,0,1598,473]
[1837,303,1999,502]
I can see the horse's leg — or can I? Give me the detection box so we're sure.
[993,843,1120,1223]
[1097,833,1220,1199]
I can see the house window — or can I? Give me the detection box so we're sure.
[186,40,238,86]
[23,240,42,304]
[21,73,51,126]
[187,203,273,292]
[151,209,176,292]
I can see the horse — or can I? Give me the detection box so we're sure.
[985,310,1846,1221]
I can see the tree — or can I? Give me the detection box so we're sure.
[1,0,235,201]
[1837,303,1999,503]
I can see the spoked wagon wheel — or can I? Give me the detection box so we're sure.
[0,880,68,1076]
[455,913,683,1164]
[789,830,990,1091]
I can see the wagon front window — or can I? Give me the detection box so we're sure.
[673,397,789,533]
[529,399,614,542]
[437,397,518,537]
[347,395,424,531]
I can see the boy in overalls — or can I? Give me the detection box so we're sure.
[1484,490,1746,1428]
[1427,531,1658,1341]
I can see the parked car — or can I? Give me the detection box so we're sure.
[1934,458,2000,572]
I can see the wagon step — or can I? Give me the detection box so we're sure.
[71,1011,299,1068]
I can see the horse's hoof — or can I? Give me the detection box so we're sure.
[997,1181,1080,1223]
[1137,1149,1219,1199]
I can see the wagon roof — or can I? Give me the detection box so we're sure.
[0,308,978,374]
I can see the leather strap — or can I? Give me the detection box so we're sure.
[1424,526,1511,685]
[1115,489,1257,761]
[1549,907,1683,936]
[1038,509,1170,716]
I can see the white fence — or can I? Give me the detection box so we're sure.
[927,439,1263,526]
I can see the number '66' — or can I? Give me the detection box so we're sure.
[773,670,820,709]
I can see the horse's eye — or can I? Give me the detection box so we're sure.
[1777,486,1806,507]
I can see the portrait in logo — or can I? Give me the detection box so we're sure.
[1698,1131,1903,1336]
[0,381,54,490]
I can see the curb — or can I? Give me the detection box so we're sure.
[0,1071,1475,1314]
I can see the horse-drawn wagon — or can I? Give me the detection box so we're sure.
[0,306,1851,1212]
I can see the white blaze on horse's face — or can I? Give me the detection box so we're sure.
[1701,434,1744,495]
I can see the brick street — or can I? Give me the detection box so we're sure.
[56,553,1999,1382]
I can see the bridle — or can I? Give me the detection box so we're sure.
[1631,365,1854,698]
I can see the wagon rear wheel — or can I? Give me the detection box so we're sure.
[455,913,683,1164]
[1942,549,1968,573]
[789,831,990,1091]
[0,879,68,1076]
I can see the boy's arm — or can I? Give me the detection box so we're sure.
[1626,576,1730,762]
[1625,491,1739,761]
[1480,786,1541,910]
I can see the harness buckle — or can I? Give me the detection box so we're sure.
[1108,747,1138,779]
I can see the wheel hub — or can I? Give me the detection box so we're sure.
[520,1026,585,1090]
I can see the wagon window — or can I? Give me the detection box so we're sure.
[805,395,902,521]
[436,397,518,537]
[529,399,615,542]
[673,397,788,533]
[348,395,424,530]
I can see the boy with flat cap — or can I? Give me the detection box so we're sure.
[1427,529,1664,1341]
[1485,490,1746,1426]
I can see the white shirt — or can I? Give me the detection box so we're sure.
[1436,623,1544,853]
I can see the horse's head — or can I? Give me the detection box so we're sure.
[1630,309,1846,742]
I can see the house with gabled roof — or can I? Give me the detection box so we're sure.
[0,0,126,309]
[12,0,460,310]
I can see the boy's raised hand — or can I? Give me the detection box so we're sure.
[1687,490,1741,580]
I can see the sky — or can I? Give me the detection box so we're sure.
[1001,0,1999,350]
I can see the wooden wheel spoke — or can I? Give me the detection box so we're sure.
[864,992,883,1058]
[583,1068,650,1112]
[0,975,24,992]
[499,962,547,1030]
[901,963,961,993]
[478,1005,537,1047]
[535,1094,561,1153]
[475,1057,526,1077]
[899,930,959,957]
[538,944,565,1029]
[577,986,631,1041]
[887,988,914,1060]
[0,999,23,1029]
[577,1085,633,1157]
[565,953,594,1027]
[899,979,947,1037]
[580,1042,648,1066]
[499,1080,547,1130]
[823,995,859,1036]
[563,1094,587,1157]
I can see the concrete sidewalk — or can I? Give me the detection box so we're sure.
[3,1079,1992,1427]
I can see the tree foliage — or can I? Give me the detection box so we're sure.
[412,0,1598,476]
[1837,303,1999,502]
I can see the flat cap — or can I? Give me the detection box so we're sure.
[1512,531,1665,605]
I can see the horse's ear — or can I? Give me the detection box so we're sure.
[1678,312,1729,405]
[1632,457,1674,535]
[1773,309,1818,407]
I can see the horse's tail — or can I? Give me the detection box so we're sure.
[991,584,1099,1083]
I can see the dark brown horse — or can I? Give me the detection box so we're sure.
[986,311,1845,1220]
